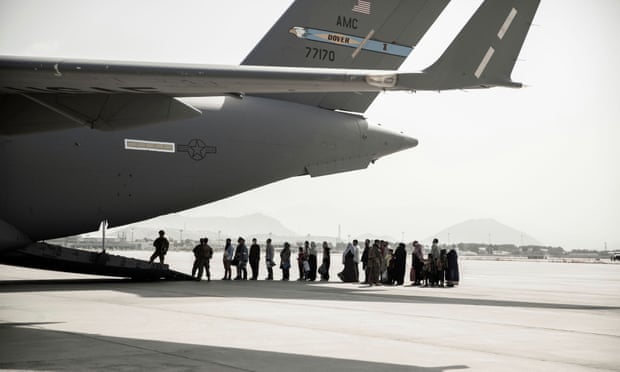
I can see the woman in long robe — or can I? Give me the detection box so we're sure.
[412,241,424,285]
[393,243,407,285]
[319,242,330,281]
[446,248,459,286]
[338,243,358,282]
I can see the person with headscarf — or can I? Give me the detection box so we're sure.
[412,241,424,286]
[280,242,291,281]
[393,242,407,285]
[446,248,460,287]
[361,239,370,284]
[367,241,382,286]
[430,238,440,286]
[234,237,248,280]
[307,241,318,281]
[319,241,331,281]
[338,241,358,282]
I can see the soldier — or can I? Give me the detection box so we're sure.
[192,238,204,278]
[149,230,169,264]
[199,237,214,281]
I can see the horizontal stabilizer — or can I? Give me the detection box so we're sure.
[418,0,540,90]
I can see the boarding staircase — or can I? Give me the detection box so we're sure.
[0,242,193,280]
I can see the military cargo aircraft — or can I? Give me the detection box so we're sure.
[0,0,540,278]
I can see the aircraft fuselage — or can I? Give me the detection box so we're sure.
[0,96,415,248]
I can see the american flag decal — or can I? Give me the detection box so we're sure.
[352,0,371,15]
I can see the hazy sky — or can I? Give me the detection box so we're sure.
[1,0,618,251]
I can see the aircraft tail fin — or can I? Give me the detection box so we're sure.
[421,0,540,90]
[243,0,450,112]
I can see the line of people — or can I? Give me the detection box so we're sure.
[165,232,459,286]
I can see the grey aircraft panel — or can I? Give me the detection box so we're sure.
[0,96,417,243]
[243,0,450,112]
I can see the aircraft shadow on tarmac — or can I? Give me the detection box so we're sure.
[0,322,468,372]
[1,278,618,312]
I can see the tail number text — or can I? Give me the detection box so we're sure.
[305,47,335,62]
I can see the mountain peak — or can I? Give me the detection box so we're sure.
[428,218,540,246]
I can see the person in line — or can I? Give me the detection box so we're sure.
[249,238,260,280]
[149,230,169,264]
[338,241,359,282]
[367,241,382,286]
[307,241,318,281]
[379,240,388,282]
[265,238,275,280]
[385,248,396,285]
[222,238,234,280]
[361,239,370,284]
[411,241,424,286]
[280,242,291,281]
[203,237,214,281]
[319,241,331,281]
[191,238,205,279]
[352,239,361,281]
[446,248,460,287]
[430,238,440,287]
[196,237,214,281]
[234,237,248,280]
[393,242,407,285]
[438,248,448,287]
[297,247,306,281]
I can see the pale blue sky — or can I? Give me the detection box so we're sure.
[1,0,618,250]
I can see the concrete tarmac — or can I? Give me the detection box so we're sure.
[1,258,619,371]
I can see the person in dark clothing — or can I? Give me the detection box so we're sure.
[393,243,407,285]
[234,237,248,280]
[201,237,214,281]
[297,247,306,281]
[338,243,358,282]
[249,238,260,280]
[280,242,291,281]
[319,241,331,281]
[265,238,275,280]
[191,238,204,278]
[307,241,318,281]
[446,248,460,287]
[412,241,424,286]
[149,230,169,264]
[361,239,370,284]
[367,241,382,286]
[384,248,396,285]
[438,248,447,287]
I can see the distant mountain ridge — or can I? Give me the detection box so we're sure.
[428,218,541,246]
[89,213,299,242]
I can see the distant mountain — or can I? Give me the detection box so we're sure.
[95,213,300,242]
[428,219,541,246]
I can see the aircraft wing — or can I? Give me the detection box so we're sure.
[0,56,405,96]
[0,56,414,134]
